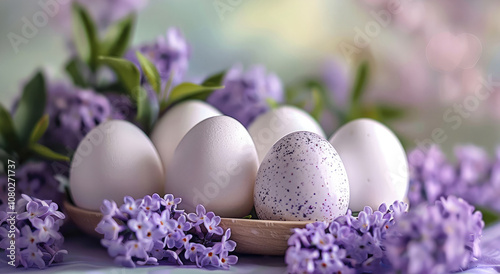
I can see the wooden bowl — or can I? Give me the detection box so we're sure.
[64,201,104,238]
[218,218,309,255]
[63,201,310,255]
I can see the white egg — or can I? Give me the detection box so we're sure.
[255,131,349,221]
[329,118,409,211]
[70,120,164,211]
[248,106,326,164]
[166,116,258,217]
[150,100,221,173]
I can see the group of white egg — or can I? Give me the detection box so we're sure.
[69,100,409,222]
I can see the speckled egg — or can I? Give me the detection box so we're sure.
[254,131,349,221]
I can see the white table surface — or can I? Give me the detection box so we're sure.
[2,223,500,274]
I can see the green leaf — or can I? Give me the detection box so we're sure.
[72,3,99,70]
[285,86,299,104]
[347,104,379,121]
[29,114,49,145]
[310,88,324,121]
[136,51,161,95]
[476,206,500,227]
[95,82,128,94]
[65,58,88,87]
[201,71,226,87]
[266,98,279,109]
[100,15,135,57]
[13,71,46,146]
[0,104,18,150]
[164,83,223,107]
[242,215,252,219]
[98,56,140,100]
[378,105,407,121]
[136,88,159,133]
[30,143,70,162]
[161,70,175,101]
[362,105,380,120]
[350,61,369,106]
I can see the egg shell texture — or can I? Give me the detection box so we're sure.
[329,118,409,211]
[151,100,221,173]
[248,106,326,164]
[255,131,349,221]
[70,120,164,211]
[166,116,258,217]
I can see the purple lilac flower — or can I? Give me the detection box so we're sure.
[120,196,141,217]
[285,202,403,273]
[219,251,238,270]
[203,214,224,236]
[0,227,18,250]
[385,196,484,274]
[18,201,49,221]
[213,229,236,253]
[187,204,207,226]
[104,93,136,122]
[20,247,45,269]
[125,28,190,89]
[408,144,500,212]
[32,216,62,242]
[207,64,284,127]
[0,162,63,212]
[0,194,67,269]
[96,218,123,240]
[96,194,237,269]
[41,81,113,152]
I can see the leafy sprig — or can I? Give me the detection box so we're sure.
[98,55,224,133]
[0,72,69,170]
[66,3,136,88]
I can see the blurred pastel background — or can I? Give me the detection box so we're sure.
[1,0,500,154]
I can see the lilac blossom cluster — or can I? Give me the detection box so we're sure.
[96,194,238,268]
[207,64,284,127]
[125,28,190,89]
[385,196,484,274]
[408,144,500,211]
[0,162,63,212]
[41,81,113,152]
[0,194,67,269]
[286,197,484,273]
[285,201,408,273]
